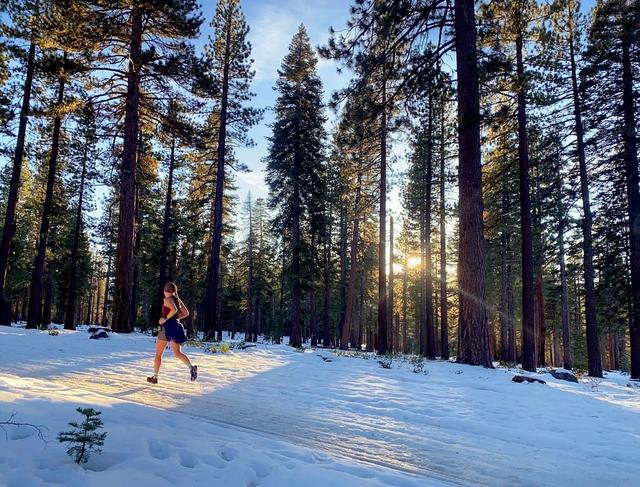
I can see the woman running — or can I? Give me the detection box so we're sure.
[147,282,197,384]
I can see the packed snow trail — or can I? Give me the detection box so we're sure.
[1,327,639,486]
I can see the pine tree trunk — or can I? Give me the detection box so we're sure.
[377,83,388,355]
[507,240,516,362]
[94,270,102,325]
[290,182,302,348]
[247,199,255,341]
[387,216,394,351]
[516,31,535,372]
[341,183,361,349]
[356,268,365,350]
[113,8,143,333]
[101,229,112,327]
[310,234,318,347]
[420,216,426,355]
[131,183,142,329]
[568,14,601,378]
[424,83,436,359]
[41,274,52,328]
[440,106,449,360]
[559,219,572,369]
[322,213,332,346]
[0,41,36,326]
[402,248,409,354]
[156,132,176,327]
[204,17,233,342]
[27,64,66,329]
[499,231,509,362]
[621,12,640,380]
[609,333,619,371]
[64,134,89,330]
[552,320,562,367]
[338,207,347,344]
[535,275,546,367]
[86,263,94,325]
[454,0,492,367]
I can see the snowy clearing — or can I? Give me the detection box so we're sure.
[0,326,639,486]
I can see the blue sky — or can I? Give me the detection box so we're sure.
[198,0,354,205]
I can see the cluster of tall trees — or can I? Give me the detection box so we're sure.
[0,0,638,379]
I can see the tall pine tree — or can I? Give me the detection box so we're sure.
[266,25,326,348]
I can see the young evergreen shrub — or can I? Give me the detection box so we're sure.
[57,407,107,464]
[378,354,393,369]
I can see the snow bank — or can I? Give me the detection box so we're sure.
[0,326,638,486]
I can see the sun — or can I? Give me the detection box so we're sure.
[392,256,421,274]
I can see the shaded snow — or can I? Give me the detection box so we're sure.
[0,326,638,486]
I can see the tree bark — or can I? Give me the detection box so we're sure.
[112,8,143,333]
[424,81,436,359]
[322,211,332,346]
[156,129,176,326]
[131,179,142,328]
[247,197,255,341]
[559,217,572,369]
[101,218,113,327]
[204,14,233,342]
[64,129,89,330]
[41,273,52,328]
[0,41,36,326]
[568,25,602,376]
[535,275,546,367]
[290,182,302,348]
[337,206,347,344]
[439,104,449,360]
[27,60,66,329]
[341,182,361,349]
[402,247,409,354]
[310,233,318,347]
[387,216,394,351]
[454,0,492,367]
[621,10,640,380]
[377,82,388,355]
[516,30,535,372]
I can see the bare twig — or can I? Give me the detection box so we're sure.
[0,412,49,444]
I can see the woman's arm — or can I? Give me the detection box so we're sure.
[178,299,190,319]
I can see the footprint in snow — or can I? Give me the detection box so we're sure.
[201,453,226,468]
[246,478,260,487]
[249,460,271,478]
[178,450,197,468]
[148,439,173,460]
[220,445,238,462]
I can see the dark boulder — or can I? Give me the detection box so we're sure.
[89,330,109,340]
[512,375,546,384]
[549,370,579,383]
[88,326,112,333]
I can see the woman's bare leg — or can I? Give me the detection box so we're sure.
[154,339,168,376]
[170,341,193,368]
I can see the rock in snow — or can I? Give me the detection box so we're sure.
[512,375,546,384]
[550,369,579,383]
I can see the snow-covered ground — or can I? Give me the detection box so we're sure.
[0,326,639,486]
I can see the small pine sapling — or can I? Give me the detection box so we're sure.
[411,356,426,374]
[58,407,107,464]
[378,353,393,369]
[586,377,604,392]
